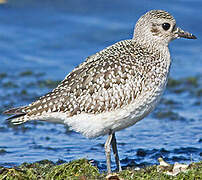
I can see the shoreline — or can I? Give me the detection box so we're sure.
[0,158,201,179]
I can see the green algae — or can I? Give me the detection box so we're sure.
[154,110,183,120]
[118,161,202,180]
[168,76,199,88]
[196,89,202,97]
[186,77,198,87]
[0,73,7,79]
[46,159,101,180]
[0,159,201,180]
[2,81,18,88]
[37,79,60,89]
[161,98,177,105]
[0,149,7,155]
[0,160,54,180]
[20,89,28,95]
[168,78,182,87]
[19,71,33,77]
[19,71,45,77]
[0,159,102,180]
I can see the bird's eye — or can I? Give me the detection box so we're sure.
[162,23,170,31]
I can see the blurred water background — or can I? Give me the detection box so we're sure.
[0,0,201,171]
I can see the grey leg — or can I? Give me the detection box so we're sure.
[104,132,113,174]
[111,133,122,172]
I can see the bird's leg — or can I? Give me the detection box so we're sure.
[104,131,113,174]
[111,133,122,172]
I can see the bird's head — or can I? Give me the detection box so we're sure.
[133,10,196,46]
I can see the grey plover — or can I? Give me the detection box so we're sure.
[4,10,196,173]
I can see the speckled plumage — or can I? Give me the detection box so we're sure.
[4,10,196,173]
[7,38,170,135]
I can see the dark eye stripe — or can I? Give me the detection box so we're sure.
[162,23,170,31]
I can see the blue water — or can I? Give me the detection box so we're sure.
[0,0,201,171]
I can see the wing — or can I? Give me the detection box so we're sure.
[4,39,154,123]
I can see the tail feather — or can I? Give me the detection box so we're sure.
[9,115,27,125]
[3,106,27,124]
[6,113,26,120]
[3,106,27,115]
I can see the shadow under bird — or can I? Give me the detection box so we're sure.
[3,10,196,174]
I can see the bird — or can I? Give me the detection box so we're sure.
[3,10,196,174]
